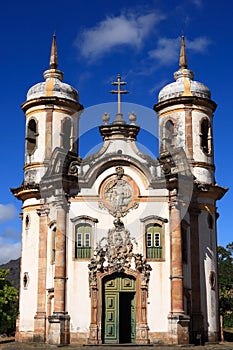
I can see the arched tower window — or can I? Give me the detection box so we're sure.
[61,118,71,150]
[164,119,175,149]
[200,118,212,154]
[26,118,38,154]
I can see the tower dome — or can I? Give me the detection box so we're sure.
[158,36,211,102]
[26,35,79,103]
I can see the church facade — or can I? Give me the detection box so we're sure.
[11,36,227,345]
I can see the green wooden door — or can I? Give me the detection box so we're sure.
[103,274,136,344]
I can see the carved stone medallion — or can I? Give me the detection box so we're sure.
[99,167,138,218]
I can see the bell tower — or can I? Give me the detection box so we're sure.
[20,34,83,195]
[154,36,216,185]
[154,37,227,343]
[11,36,83,344]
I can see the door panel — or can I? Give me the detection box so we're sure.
[104,293,119,343]
[131,292,136,342]
[103,274,136,344]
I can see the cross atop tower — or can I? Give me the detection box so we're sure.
[110,74,129,116]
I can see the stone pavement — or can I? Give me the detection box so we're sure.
[1,342,233,350]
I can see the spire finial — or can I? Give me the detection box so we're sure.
[50,33,58,69]
[179,35,188,69]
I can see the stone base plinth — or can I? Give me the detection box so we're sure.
[33,313,46,342]
[168,314,190,345]
[88,324,100,344]
[47,312,70,345]
[136,323,150,344]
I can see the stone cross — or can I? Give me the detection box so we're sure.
[110,74,129,115]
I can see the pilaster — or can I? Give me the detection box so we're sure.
[185,106,193,159]
[168,190,190,344]
[169,190,184,315]
[33,207,49,342]
[48,198,70,345]
[45,106,54,161]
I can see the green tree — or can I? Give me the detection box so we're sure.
[218,243,233,327]
[0,269,18,335]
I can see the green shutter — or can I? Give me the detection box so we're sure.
[75,224,92,258]
[146,224,162,259]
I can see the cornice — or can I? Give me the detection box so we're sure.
[154,95,217,113]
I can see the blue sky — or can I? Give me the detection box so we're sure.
[0,0,232,264]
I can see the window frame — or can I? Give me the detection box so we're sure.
[71,215,98,260]
[140,215,167,261]
[163,118,176,150]
[200,117,212,155]
[75,223,92,259]
[26,117,38,155]
[60,117,72,151]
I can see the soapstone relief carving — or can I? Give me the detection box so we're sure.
[99,166,138,218]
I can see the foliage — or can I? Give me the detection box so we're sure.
[223,313,233,329]
[0,269,18,335]
[218,242,233,327]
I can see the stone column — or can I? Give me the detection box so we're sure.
[48,200,70,345]
[34,208,49,342]
[189,205,203,343]
[168,190,189,344]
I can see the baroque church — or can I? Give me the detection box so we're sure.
[11,35,227,345]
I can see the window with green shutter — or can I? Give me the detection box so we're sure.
[146,224,162,259]
[75,224,92,258]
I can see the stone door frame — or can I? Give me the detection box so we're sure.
[88,267,150,345]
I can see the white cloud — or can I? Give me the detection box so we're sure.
[186,37,211,52]
[149,37,180,65]
[77,12,165,59]
[149,36,211,66]
[0,204,17,223]
[0,237,21,265]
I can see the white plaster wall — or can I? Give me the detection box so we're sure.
[68,261,90,333]
[198,209,219,335]
[19,207,39,331]
[147,251,171,331]
[67,163,170,332]
[46,228,55,290]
